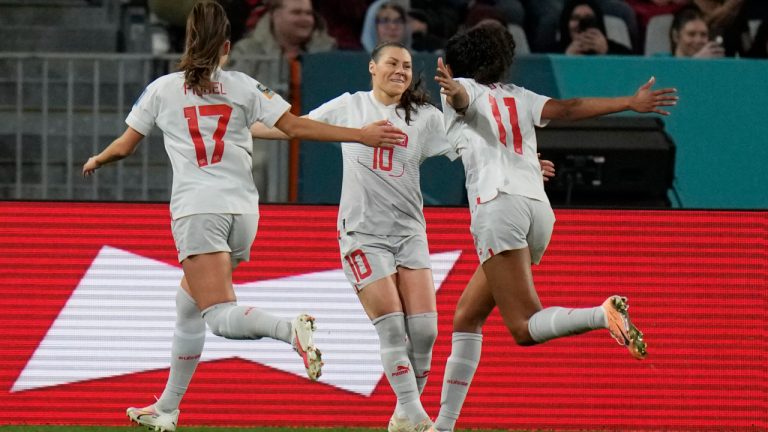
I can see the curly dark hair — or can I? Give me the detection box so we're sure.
[371,41,431,125]
[444,23,516,85]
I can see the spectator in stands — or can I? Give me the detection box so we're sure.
[626,0,691,41]
[558,0,633,55]
[482,0,640,52]
[468,0,525,28]
[408,9,447,53]
[410,0,469,42]
[228,0,335,195]
[694,0,768,56]
[315,0,370,50]
[669,6,725,57]
[462,4,510,32]
[228,0,336,82]
[148,0,251,51]
[361,1,411,52]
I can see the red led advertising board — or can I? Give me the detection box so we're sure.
[0,202,765,431]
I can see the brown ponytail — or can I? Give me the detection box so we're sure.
[371,42,431,125]
[178,1,231,95]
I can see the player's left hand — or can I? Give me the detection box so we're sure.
[630,76,678,115]
[538,153,556,181]
[82,156,101,177]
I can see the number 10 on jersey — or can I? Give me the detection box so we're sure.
[183,104,233,167]
[372,133,409,172]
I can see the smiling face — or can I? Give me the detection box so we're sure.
[673,18,709,57]
[272,0,315,45]
[369,45,412,98]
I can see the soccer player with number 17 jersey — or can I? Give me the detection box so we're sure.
[82,2,403,431]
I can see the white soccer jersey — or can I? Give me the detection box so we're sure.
[126,69,290,219]
[441,78,551,210]
[308,91,457,235]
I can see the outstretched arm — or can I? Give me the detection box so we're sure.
[434,57,470,113]
[541,77,678,121]
[82,127,144,176]
[272,111,401,148]
[250,121,291,140]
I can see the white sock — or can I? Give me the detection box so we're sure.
[394,312,438,419]
[373,312,431,426]
[434,332,482,432]
[201,302,291,342]
[155,288,205,413]
[527,306,606,343]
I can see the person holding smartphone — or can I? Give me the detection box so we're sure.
[559,0,633,55]
[670,6,726,58]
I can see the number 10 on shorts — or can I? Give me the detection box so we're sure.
[345,249,372,283]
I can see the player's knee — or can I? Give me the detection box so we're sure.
[201,302,238,338]
[406,312,438,347]
[452,307,486,333]
[373,312,407,347]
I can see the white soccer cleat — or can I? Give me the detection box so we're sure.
[413,419,436,432]
[291,313,323,381]
[126,404,179,432]
[388,413,416,432]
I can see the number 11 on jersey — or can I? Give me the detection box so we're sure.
[489,95,523,155]
[183,104,233,167]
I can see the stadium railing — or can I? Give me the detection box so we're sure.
[0,52,290,202]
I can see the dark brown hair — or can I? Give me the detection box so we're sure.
[371,42,430,125]
[178,1,231,95]
[445,24,516,85]
[670,6,706,54]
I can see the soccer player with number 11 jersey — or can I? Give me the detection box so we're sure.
[431,22,678,431]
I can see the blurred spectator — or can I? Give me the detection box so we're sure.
[507,0,638,53]
[462,3,509,30]
[361,1,411,52]
[669,6,725,57]
[315,0,370,50]
[694,0,768,55]
[148,0,250,51]
[469,0,524,27]
[228,0,336,81]
[559,0,633,55]
[243,0,268,33]
[410,0,469,41]
[625,0,691,42]
[408,9,447,52]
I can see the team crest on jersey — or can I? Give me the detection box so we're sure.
[256,82,275,99]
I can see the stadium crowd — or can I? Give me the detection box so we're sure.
[144,0,767,59]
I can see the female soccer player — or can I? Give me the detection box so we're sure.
[82,3,402,431]
[252,41,553,432]
[252,41,447,432]
[432,23,677,432]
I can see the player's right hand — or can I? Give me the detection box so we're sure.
[82,156,101,177]
[360,120,404,148]
[434,57,460,97]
